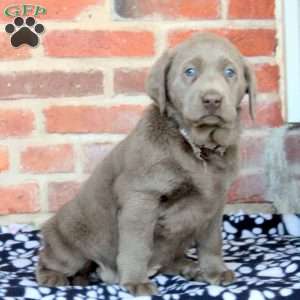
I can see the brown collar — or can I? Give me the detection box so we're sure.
[179,127,226,161]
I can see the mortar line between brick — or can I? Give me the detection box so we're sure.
[0,213,53,227]
[105,0,114,22]
[103,67,114,98]
[220,0,229,20]
[155,28,168,55]
[0,173,88,185]
[0,134,126,145]
[0,96,151,108]
[0,91,278,108]
[30,105,44,137]
[224,203,275,214]
[41,20,276,30]
[74,143,83,176]
[0,56,277,73]
[0,58,155,72]
[39,178,49,213]
[7,143,20,174]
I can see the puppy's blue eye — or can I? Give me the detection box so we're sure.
[184,67,198,78]
[224,67,236,78]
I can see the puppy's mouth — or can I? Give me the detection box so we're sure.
[193,115,225,127]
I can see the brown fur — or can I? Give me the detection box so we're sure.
[36,33,256,296]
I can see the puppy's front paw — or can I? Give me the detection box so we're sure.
[124,281,158,296]
[37,269,69,286]
[201,269,235,285]
[163,259,201,280]
[180,264,202,281]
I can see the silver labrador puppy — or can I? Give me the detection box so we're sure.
[36,33,256,296]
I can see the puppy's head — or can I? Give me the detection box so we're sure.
[146,33,256,132]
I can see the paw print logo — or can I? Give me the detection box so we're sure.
[5,17,45,48]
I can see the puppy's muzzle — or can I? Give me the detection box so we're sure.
[201,91,223,114]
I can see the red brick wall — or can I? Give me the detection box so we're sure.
[0,0,298,223]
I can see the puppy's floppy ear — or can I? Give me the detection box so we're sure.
[243,61,256,120]
[146,50,174,115]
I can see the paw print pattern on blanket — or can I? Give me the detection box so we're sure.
[0,214,299,299]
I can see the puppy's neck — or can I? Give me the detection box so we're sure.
[165,105,239,161]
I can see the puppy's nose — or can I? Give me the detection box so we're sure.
[202,92,223,112]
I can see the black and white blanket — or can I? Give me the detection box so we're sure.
[0,213,300,300]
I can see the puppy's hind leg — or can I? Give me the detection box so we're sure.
[36,234,88,287]
[37,246,89,287]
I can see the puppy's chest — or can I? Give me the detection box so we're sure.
[155,172,225,239]
[155,181,203,238]
[158,168,222,208]
[159,180,197,207]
